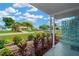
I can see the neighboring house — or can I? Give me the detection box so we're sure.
[19,26,28,31]
[0,17,6,30]
[18,26,31,31]
[12,26,31,32]
[0,25,6,30]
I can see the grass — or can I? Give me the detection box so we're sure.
[0,29,62,44]
[0,31,43,44]
[0,33,31,44]
[26,29,39,32]
[0,30,38,33]
[0,30,17,33]
[0,30,61,44]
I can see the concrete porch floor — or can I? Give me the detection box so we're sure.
[44,42,79,56]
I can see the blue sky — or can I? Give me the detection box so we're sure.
[0,3,50,28]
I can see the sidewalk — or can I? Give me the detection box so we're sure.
[44,42,79,56]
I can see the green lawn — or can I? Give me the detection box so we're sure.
[26,29,39,32]
[0,30,17,33]
[0,31,42,44]
[0,30,39,33]
[0,29,62,43]
[0,34,29,44]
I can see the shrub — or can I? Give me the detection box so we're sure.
[46,32,51,37]
[0,48,13,56]
[42,32,47,37]
[13,36,22,45]
[17,39,27,56]
[36,33,42,39]
[0,39,5,49]
[17,39,27,49]
[27,34,34,41]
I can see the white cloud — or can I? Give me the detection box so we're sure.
[4,16,16,20]
[24,12,44,19]
[15,12,21,15]
[43,18,48,20]
[16,16,37,23]
[37,15,43,19]
[17,16,24,19]
[13,3,32,8]
[27,6,38,12]
[5,7,16,13]
[27,18,36,22]
[0,7,20,17]
[15,10,21,15]
[0,11,8,17]
[23,12,44,22]
[43,17,50,20]
[0,7,17,17]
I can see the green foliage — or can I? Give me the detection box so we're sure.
[13,36,22,45]
[11,22,33,31]
[19,22,33,28]
[17,39,27,50]
[0,48,13,56]
[3,17,15,28]
[46,32,51,37]
[17,39,27,56]
[39,25,49,30]
[11,23,20,32]
[28,34,34,41]
[36,33,42,38]
[42,32,48,37]
[0,39,5,49]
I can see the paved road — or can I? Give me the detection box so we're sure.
[0,32,34,36]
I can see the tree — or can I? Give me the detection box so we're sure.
[3,17,15,28]
[11,22,33,32]
[26,22,33,29]
[11,23,20,32]
[19,22,33,29]
[39,25,49,30]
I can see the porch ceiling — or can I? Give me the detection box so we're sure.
[31,3,79,19]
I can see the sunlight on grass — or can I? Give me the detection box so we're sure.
[0,31,43,44]
[0,34,29,44]
[0,30,16,33]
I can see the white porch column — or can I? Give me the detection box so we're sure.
[52,16,55,47]
[49,16,55,47]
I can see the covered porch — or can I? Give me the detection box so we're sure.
[31,3,79,56]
